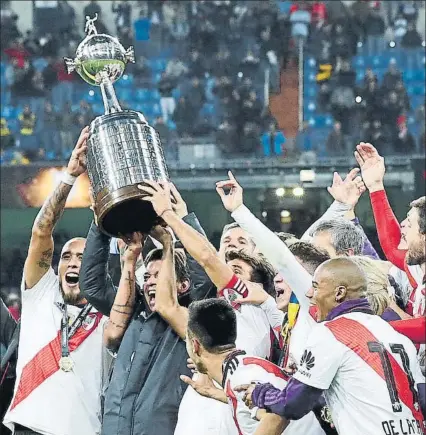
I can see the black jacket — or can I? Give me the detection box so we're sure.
[0,298,19,435]
[80,214,215,435]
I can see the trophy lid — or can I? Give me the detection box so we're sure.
[64,14,135,86]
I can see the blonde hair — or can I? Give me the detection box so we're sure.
[351,256,391,316]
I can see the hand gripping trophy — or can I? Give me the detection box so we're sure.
[65,14,169,236]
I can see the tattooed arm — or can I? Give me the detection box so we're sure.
[104,232,143,353]
[150,226,189,340]
[23,127,89,290]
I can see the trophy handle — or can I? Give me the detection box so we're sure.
[64,58,76,74]
[125,46,135,64]
[98,71,122,114]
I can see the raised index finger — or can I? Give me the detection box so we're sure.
[228,171,239,185]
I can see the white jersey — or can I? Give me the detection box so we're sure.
[293,312,426,435]
[175,275,273,435]
[407,264,425,318]
[223,351,324,435]
[287,310,317,368]
[3,268,109,435]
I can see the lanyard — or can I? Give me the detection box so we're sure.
[58,303,92,358]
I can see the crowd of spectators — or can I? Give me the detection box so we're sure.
[1,0,291,162]
[295,0,425,156]
[0,1,424,163]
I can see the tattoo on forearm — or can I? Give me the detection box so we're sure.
[107,319,128,329]
[37,248,53,270]
[110,272,136,319]
[112,307,133,315]
[35,182,72,232]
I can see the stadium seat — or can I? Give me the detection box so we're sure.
[166,120,176,130]
[308,115,333,128]
[172,87,181,99]
[45,150,57,161]
[85,90,102,104]
[135,88,150,102]
[116,88,132,101]
[149,58,167,73]
[354,55,365,68]
[92,103,104,115]
[305,101,316,114]
[33,57,48,72]
[152,103,161,117]
[404,68,425,82]
[410,95,424,109]
[407,85,425,96]
[278,1,292,14]
[1,105,16,120]
[200,104,214,118]
[304,85,317,98]
[117,74,134,87]
[0,90,11,106]
[148,89,161,101]
[371,55,385,68]
[356,70,364,82]
[134,103,145,113]
[304,72,316,84]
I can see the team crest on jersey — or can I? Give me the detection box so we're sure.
[300,350,315,371]
[222,289,242,312]
[82,313,97,330]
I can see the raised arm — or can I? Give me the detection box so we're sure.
[300,168,363,240]
[215,172,312,313]
[80,222,117,316]
[104,233,143,353]
[138,182,233,291]
[24,127,89,290]
[150,225,188,340]
[169,184,215,301]
[315,168,379,259]
[355,142,406,269]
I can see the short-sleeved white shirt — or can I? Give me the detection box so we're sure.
[223,352,324,435]
[293,312,426,435]
[3,268,108,435]
[174,275,273,435]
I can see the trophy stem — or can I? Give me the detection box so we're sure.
[100,76,122,114]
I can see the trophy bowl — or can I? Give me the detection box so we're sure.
[65,15,169,237]
[87,111,168,236]
[71,34,129,86]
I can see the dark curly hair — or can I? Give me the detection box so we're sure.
[225,249,276,296]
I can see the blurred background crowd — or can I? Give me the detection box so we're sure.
[0,0,424,165]
[0,0,425,305]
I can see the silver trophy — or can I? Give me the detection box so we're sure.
[65,15,169,237]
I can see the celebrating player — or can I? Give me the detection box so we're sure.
[238,258,426,435]
[3,129,112,435]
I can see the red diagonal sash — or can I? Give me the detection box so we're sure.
[225,379,243,435]
[326,317,425,431]
[11,312,103,410]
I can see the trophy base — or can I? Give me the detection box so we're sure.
[97,184,159,237]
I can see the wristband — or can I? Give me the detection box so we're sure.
[61,172,77,186]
